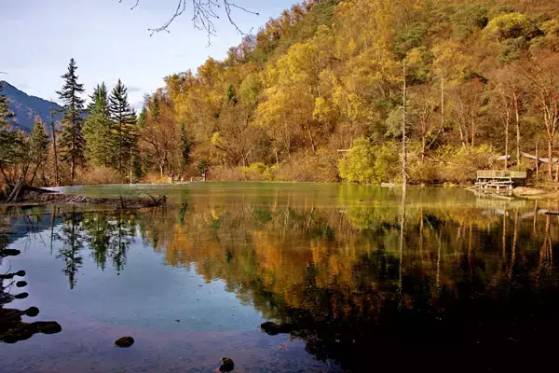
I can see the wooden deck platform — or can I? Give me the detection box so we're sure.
[475,170,527,194]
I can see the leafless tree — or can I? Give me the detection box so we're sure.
[120,0,259,37]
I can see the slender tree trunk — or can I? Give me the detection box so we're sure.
[50,122,60,186]
[547,138,553,180]
[513,91,521,167]
[402,63,407,190]
[536,142,540,180]
[503,101,510,170]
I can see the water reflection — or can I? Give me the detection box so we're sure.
[2,184,559,370]
[1,215,62,344]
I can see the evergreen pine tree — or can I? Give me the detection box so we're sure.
[109,80,137,181]
[0,84,18,182]
[28,119,50,183]
[0,84,14,128]
[84,83,112,167]
[57,58,85,183]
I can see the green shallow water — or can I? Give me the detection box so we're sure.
[1,182,559,372]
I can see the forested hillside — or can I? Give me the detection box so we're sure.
[141,0,559,184]
[3,0,559,192]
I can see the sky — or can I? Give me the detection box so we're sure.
[1,0,299,108]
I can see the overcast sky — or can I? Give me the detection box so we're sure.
[1,0,299,108]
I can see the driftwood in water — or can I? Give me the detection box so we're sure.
[1,185,166,210]
[4,181,57,203]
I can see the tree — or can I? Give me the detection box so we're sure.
[140,92,180,178]
[84,83,112,167]
[180,123,192,172]
[28,119,50,184]
[526,53,559,180]
[57,58,85,183]
[125,0,259,36]
[109,80,138,182]
[0,85,18,187]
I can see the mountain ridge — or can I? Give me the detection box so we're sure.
[0,80,63,132]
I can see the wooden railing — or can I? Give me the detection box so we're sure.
[476,170,527,179]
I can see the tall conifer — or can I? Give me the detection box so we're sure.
[109,80,137,181]
[84,83,112,167]
[57,58,85,183]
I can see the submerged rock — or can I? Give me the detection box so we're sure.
[16,281,27,288]
[25,307,40,317]
[219,357,235,372]
[14,292,29,299]
[260,321,293,336]
[0,249,21,257]
[115,336,135,348]
[35,321,62,334]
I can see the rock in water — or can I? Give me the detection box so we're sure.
[25,307,40,317]
[35,321,62,334]
[14,292,29,299]
[16,281,27,288]
[219,357,235,372]
[0,249,21,257]
[115,336,135,348]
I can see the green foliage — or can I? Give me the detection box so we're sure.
[436,144,496,183]
[29,119,50,167]
[57,58,86,181]
[109,79,137,180]
[241,162,274,181]
[485,13,539,41]
[339,139,400,184]
[84,83,112,167]
[451,4,489,40]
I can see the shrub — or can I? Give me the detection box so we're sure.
[436,144,496,183]
[78,167,121,185]
[241,162,274,181]
[275,150,338,182]
[339,138,400,184]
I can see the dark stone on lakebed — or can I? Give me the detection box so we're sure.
[260,321,293,336]
[219,357,235,372]
[16,281,27,288]
[14,292,29,299]
[0,249,21,257]
[25,307,40,317]
[115,336,135,348]
[35,321,62,334]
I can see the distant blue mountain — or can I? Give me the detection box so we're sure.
[0,80,63,132]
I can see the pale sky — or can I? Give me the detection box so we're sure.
[1,0,299,108]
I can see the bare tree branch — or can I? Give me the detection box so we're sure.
[119,0,259,38]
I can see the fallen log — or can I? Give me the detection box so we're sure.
[521,152,559,165]
[2,190,167,210]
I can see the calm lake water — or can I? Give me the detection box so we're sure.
[1,182,559,372]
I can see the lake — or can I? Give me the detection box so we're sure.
[1,182,559,372]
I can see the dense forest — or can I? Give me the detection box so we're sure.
[3,0,559,193]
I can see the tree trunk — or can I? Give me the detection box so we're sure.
[50,122,60,186]
[547,139,553,180]
[402,63,407,190]
[513,91,521,166]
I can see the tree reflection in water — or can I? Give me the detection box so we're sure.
[54,208,136,288]
[126,187,559,371]
[7,185,559,370]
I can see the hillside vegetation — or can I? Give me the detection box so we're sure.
[143,0,559,184]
